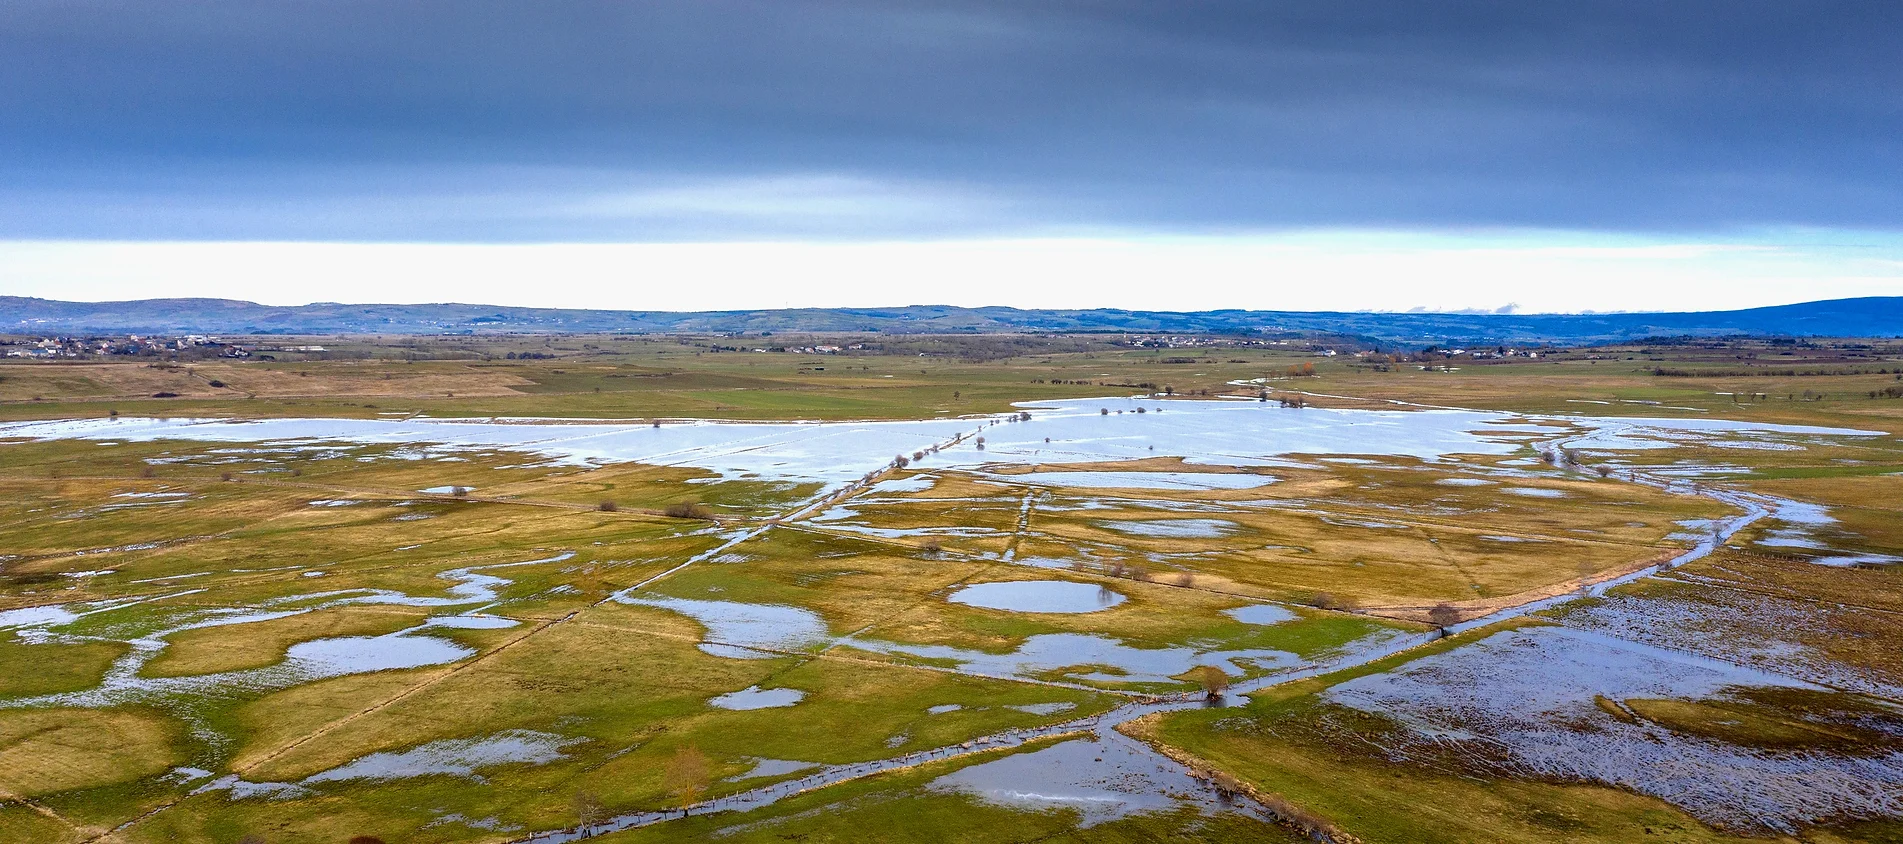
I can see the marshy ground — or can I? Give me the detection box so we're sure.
[1,334,1900,843]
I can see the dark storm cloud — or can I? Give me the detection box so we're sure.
[0,0,1897,240]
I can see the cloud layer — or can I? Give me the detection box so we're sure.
[2,1,1898,240]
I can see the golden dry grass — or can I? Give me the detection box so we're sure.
[0,709,178,798]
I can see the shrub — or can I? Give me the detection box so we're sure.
[597,500,618,512]
[1191,665,1230,699]
[664,502,714,520]
[1309,591,1354,611]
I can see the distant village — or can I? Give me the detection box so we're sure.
[4,332,1554,366]
[0,335,325,360]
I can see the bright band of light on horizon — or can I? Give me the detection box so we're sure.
[5,232,1900,315]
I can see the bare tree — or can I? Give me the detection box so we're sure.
[573,790,609,828]
[1427,602,1460,631]
[663,746,712,813]
[919,539,943,558]
[597,500,618,512]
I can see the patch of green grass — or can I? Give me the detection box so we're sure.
[0,637,129,697]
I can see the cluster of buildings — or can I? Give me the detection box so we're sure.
[2,335,253,359]
[749,343,864,354]
[1423,346,1543,359]
[1122,335,1300,349]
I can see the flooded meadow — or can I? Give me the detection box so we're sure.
[1,394,1898,842]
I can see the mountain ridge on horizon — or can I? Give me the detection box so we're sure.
[4,295,1901,345]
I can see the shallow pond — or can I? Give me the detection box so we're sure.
[615,595,829,657]
[286,632,474,675]
[948,581,1126,614]
[303,729,580,784]
[1003,471,1275,491]
[1325,626,1903,832]
[928,732,1240,826]
[4,401,1878,492]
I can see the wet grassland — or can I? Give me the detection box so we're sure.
[1,336,1901,843]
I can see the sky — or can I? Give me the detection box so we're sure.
[1,0,1899,312]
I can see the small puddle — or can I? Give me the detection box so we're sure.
[1222,604,1296,625]
[709,686,806,710]
[727,757,819,781]
[1097,518,1238,538]
[1503,487,1567,498]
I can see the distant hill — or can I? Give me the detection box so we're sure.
[3,296,1901,346]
